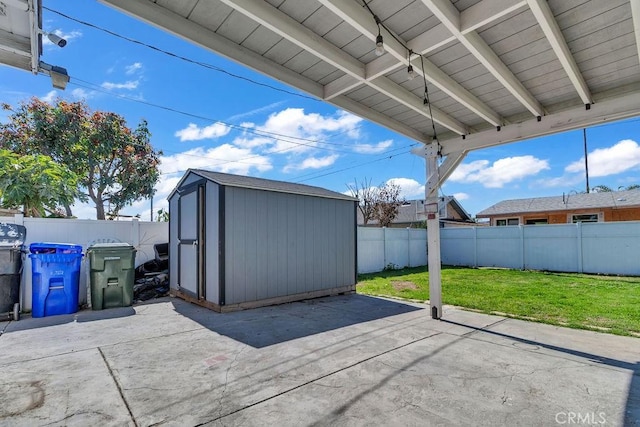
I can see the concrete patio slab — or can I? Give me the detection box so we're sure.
[0,295,638,426]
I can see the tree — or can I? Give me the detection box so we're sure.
[591,185,613,193]
[590,184,639,193]
[347,177,378,225]
[374,182,404,227]
[348,179,405,227]
[0,98,162,220]
[0,149,79,217]
[156,208,169,222]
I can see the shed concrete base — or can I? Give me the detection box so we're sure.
[171,284,356,312]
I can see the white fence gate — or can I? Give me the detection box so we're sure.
[0,215,168,311]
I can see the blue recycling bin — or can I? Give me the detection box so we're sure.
[29,243,83,318]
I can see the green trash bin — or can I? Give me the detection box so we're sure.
[87,243,136,310]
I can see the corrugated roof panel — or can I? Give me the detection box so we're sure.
[216,10,261,45]
[188,1,233,32]
[317,69,344,86]
[262,38,304,66]
[283,50,322,74]
[156,0,198,18]
[240,26,284,56]
[303,5,342,37]
[345,85,378,102]
[277,0,321,23]
[303,61,342,85]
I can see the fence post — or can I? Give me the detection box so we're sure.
[473,226,478,267]
[576,221,583,273]
[407,227,411,268]
[519,224,525,270]
[13,213,24,226]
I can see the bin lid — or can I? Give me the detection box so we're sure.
[88,242,135,250]
[30,242,83,254]
[0,223,26,247]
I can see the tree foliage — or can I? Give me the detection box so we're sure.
[0,149,79,217]
[0,98,162,219]
[374,182,404,227]
[348,178,404,227]
[590,184,639,193]
[347,177,378,225]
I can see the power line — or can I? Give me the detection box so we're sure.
[44,6,319,102]
[69,78,361,153]
[62,79,419,177]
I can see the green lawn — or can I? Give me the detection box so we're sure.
[357,266,640,337]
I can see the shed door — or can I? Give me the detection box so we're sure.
[178,184,205,300]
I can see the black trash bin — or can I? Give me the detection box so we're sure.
[0,223,26,321]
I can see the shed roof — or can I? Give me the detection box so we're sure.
[476,190,640,217]
[179,169,357,202]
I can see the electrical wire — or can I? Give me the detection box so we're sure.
[69,77,360,152]
[41,6,427,184]
[44,6,319,102]
[62,77,420,179]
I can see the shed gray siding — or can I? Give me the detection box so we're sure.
[168,193,179,290]
[223,186,356,305]
[204,180,220,303]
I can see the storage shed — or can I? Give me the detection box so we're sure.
[168,169,358,312]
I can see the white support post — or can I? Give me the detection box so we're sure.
[425,143,442,319]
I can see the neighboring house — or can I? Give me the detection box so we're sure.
[476,190,640,226]
[357,197,475,228]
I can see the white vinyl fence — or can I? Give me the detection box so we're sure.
[4,216,638,313]
[441,222,640,276]
[1,215,168,311]
[357,227,427,274]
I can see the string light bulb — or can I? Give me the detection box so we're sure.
[407,65,418,79]
[374,15,385,56]
[375,33,385,56]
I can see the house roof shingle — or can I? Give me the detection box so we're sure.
[180,169,357,202]
[476,190,640,217]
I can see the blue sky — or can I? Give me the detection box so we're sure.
[2,1,640,220]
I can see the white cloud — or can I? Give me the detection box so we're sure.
[353,139,393,154]
[386,178,424,198]
[70,88,95,100]
[284,154,339,172]
[226,101,285,122]
[535,173,584,188]
[101,80,139,90]
[453,192,469,201]
[160,145,271,176]
[40,90,57,103]
[174,122,231,142]
[448,155,549,188]
[238,108,362,154]
[565,139,640,177]
[42,29,82,46]
[125,62,143,75]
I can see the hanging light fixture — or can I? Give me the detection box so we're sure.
[374,15,385,56]
[407,65,418,79]
[407,51,418,79]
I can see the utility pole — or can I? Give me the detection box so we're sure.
[583,128,590,193]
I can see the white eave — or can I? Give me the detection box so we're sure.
[0,0,40,73]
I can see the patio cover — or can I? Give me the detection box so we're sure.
[8,0,640,318]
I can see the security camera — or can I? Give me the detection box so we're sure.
[47,33,67,48]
